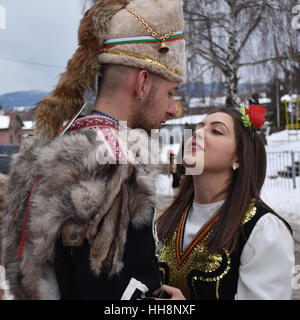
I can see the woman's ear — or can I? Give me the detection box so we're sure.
[232,159,240,170]
[234,160,240,170]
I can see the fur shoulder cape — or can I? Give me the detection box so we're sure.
[1,127,157,299]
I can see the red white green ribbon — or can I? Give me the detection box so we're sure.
[55,100,89,139]
[102,31,184,50]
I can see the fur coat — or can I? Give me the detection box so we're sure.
[0,173,8,300]
[1,127,157,300]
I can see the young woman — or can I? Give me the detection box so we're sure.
[155,106,295,300]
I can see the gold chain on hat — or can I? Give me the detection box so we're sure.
[126,8,184,53]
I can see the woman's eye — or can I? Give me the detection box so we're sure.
[212,129,223,135]
[169,92,174,97]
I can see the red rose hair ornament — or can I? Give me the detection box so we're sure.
[240,104,266,137]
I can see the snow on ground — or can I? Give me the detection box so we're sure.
[264,130,300,224]
[261,186,300,226]
[156,173,174,197]
[166,113,206,125]
[265,130,300,152]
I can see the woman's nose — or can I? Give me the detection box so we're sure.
[193,127,205,139]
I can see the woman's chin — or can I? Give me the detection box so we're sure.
[183,154,205,175]
[182,157,197,168]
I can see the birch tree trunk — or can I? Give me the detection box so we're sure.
[224,0,239,107]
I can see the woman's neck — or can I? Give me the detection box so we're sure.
[193,171,230,204]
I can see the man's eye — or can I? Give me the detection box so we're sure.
[169,92,174,97]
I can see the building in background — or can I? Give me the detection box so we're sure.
[0,112,23,144]
[0,110,35,145]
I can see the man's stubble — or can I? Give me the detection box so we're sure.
[130,86,157,134]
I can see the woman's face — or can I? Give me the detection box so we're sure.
[183,112,239,174]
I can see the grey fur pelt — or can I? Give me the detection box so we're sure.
[1,128,157,300]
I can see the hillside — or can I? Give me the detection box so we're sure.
[0,90,49,111]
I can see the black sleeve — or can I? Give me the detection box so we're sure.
[54,236,81,300]
[54,223,161,300]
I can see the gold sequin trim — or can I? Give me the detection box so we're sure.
[159,266,166,282]
[241,199,257,225]
[216,279,220,300]
[191,249,230,300]
[160,229,230,299]
[191,249,231,283]
[100,49,182,76]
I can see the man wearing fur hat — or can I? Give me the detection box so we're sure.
[1,0,185,300]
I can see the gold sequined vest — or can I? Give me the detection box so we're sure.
[159,200,268,300]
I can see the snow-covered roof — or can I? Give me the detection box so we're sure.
[22,121,35,130]
[0,115,10,129]
[13,106,35,112]
[259,97,272,104]
[174,96,183,101]
[281,94,300,103]
[165,114,207,125]
[189,97,227,108]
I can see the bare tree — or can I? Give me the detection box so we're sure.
[81,0,98,13]
[272,0,300,94]
[183,0,290,107]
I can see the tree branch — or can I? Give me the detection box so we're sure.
[237,56,290,67]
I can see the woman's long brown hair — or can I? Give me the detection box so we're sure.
[156,107,289,254]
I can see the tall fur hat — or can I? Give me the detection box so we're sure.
[34,0,185,146]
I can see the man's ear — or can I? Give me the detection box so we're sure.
[136,69,152,101]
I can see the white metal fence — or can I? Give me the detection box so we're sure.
[265,151,300,189]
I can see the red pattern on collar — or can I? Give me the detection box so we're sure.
[69,115,127,162]
[175,204,221,267]
[69,115,119,131]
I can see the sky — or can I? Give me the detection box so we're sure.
[0,0,83,95]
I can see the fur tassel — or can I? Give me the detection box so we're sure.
[34,0,130,146]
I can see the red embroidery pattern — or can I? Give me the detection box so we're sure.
[70,115,126,162]
[69,115,119,131]
[98,126,127,162]
[175,204,221,267]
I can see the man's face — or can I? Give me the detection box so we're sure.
[130,77,179,133]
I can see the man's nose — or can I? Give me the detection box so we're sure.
[166,98,177,118]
